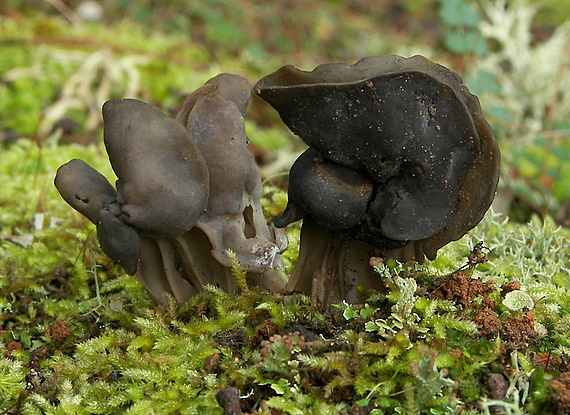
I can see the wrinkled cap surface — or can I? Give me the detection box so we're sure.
[103,99,209,238]
[259,55,499,259]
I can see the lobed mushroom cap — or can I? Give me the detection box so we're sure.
[177,74,287,274]
[256,55,499,260]
[184,92,252,216]
[96,208,141,274]
[103,99,209,239]
[204,73,252,116]
[275,148,374,233]
[54,158,141,274]
[54,75,286,297]
[54,158,117,224]
[175,73,252,126]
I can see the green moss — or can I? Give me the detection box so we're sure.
[3,106,570,415]
[0,347,26,412]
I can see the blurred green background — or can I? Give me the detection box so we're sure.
[1,0,569,224]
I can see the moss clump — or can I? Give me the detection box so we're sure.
[2,159,570,413]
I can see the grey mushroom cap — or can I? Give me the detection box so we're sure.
[54,158,141,274]
[54,158,117,224]
[204,73,252,116]
[174,73,252,126]
[55,77,287,301]
[103,99,209,239]
[96,208,141,274]
[179,78,287,274]
[185,93,253,216]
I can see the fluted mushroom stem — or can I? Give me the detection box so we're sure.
[286,217,386,308]
[134,227,286,305]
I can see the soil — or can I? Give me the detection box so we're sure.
[551,372,570,415]
[249,318,279,348]
[45,319,72,346]
[432,271,495,309]
[432,272,540,349]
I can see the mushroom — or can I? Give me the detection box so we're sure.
[178,75,286,269]
[55,99,210,287]
[255,55,500,307]
[136,74,287,303]
[55,74,287,304]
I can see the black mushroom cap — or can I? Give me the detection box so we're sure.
[255,55,500,261]
[102,99,209,239]
[274,148,374,233]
